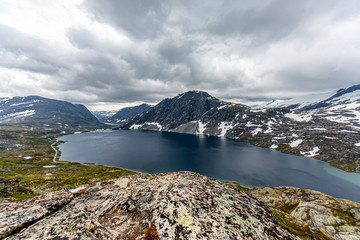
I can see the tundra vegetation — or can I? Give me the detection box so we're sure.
[0,123,136,202]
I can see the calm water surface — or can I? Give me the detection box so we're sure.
[58,129,360,202]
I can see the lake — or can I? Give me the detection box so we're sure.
[58,129,360,202]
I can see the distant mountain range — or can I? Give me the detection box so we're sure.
[92,104,151,124]
[123,85,360,173]
[0,96,103,128]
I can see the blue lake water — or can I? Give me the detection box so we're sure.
[58,129,360,202]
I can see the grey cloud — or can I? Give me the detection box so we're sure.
[157,40,195,65]
[84,0,170,39]
[0,24,61,74]
[277,64,360,93]
[1,1,360,107]
[208,0,307,42]
[67,27,98,50]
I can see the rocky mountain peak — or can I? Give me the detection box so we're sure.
[333,84,360,99]
[175,90,218,101]
[123,91,222,130]
[0,171,298,239]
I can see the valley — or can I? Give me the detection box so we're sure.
[0,87,359,239]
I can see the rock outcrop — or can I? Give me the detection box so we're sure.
[249,186,360,240]
[0,172,298,239]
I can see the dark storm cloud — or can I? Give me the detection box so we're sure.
[84,0,171,39]
[208,0,307,43]
[157,40,195,65]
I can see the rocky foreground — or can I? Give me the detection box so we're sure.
[249,186,360,240]
[0,172,298,239]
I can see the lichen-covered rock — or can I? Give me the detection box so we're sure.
[0,172,298,239]
[249,186,360,240]
[0,178,20,193]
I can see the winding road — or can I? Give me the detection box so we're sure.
[50,141,59,163]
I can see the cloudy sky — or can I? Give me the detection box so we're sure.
[1,0,360,110]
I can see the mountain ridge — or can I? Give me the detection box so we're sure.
[0,95,104,128]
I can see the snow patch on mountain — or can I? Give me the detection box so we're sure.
[285,113,312,122]
[130,124,142,130]
[197,121,207,134]
[310,128,327,131]
[324,136,337,139]
[0,110,36,122]
[262,91,336,109]
[325,115,357,124]
[218,121,233,137]
[246,121,261,127]
[130,122,162,131]
[252,127,262,135]
[10,100,40,107]
[217,105,227,110]
[301,147,320,157]
[289,139,303,148]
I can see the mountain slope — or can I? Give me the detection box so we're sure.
[0,96,103,128]
[110,104,151,123]
[263,84,360,113]
[91,110,118,123]
[123,88,360,173]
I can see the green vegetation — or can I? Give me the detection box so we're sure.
[230,186,360,240]
[329,161,357,173]
[0,123,137,201]
[271,208,335,240]
[223,181,250,192]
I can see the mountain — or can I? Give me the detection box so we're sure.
[261,84,360,133]
[263,84,360,114]
[123,90,249,133]
[0,171,298,239]
[0,96,103,128]
[91,110,118,123]
[92,104,151,124]
[123,87,360,173]
[110,104,151,123]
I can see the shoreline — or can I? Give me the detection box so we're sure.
[52,135,146,175]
